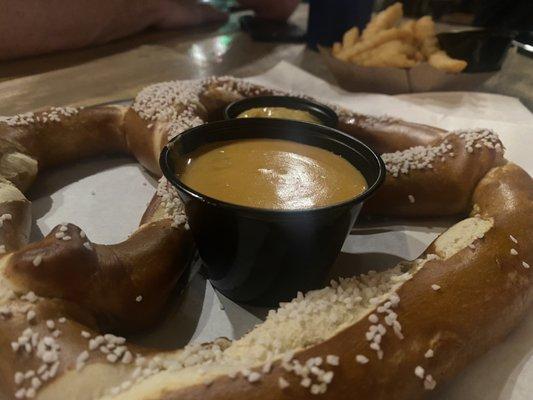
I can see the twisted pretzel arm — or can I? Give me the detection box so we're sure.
[2,220,193,333]
[98,163,532,400]
[0,103,195,335]
[0,77,530,400]
[336,112,446,154]
[364,131,505,216]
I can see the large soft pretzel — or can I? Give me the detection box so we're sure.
[0,77,531,400]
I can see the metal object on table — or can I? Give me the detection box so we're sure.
[513,32,533,58]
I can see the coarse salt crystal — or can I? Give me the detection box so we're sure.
[355,355,369,364]
[27,310,36,322]
[247,371,261,383]
[326,355,339,366]
[278,377,290,389]
[31,377,41,389]
[122,351,133,364]
[32,255,43,266]
[14,371,24,384]
[424,374,437,390]
[107,354,118,363]
[368,314,379,323]
[300,377,311,387]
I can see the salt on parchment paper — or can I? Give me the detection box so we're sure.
[30,62,532,400]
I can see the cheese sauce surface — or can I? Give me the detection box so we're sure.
[237,107,321,124]
[178,139,367,210]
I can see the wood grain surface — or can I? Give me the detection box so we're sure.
[0,5,531,115]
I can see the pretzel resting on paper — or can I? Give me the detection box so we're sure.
[0,77,530,399]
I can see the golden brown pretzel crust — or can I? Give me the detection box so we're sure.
[0,179,31,252]
[149,164,532,400]
[3,221,193,333]
[0,77,531,400]
[0,106,127,169]
[337,114,447,154]
[365,133,505,216]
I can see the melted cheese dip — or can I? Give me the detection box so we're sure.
[178,139,367,210]
[237,107,321,124]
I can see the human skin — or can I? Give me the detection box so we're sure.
[0,0,300,60]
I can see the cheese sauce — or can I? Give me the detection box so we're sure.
[178,139,367,210]
[237,107,321,124]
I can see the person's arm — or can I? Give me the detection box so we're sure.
[0,0,227,60]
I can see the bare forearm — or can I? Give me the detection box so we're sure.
[0,0,162,59]
[0,0,163,59]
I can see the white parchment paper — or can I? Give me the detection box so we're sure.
[32,62,532,399]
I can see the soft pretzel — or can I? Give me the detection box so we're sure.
[0,106,194,334]
[0,77,531,400]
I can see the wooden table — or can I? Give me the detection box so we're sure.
[0,5,531,115]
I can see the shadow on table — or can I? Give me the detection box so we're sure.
[329,251,405,278]
[130,271,208,349]
[223,251,407,325]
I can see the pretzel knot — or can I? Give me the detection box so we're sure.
[0,78,531,400]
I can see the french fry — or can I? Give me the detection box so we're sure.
[330,2,468,73]
[414,51,424,62]
[352,40,419,68]
[362,2,403,39]
[332,42,342,56]
[342,27,359,48]
[359,54,418,68]
[335,28,412,61]
[399,20,416,35]
[428,51,468,73]
[413,16,439,57]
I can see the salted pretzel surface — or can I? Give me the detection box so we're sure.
[0,77,531,400]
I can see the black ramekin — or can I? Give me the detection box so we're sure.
[160,118,384,306]
[224,95,338,127]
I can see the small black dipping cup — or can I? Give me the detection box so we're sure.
[225,96,338,127]
[160,119,384,306]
